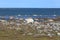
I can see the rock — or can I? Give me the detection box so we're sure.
[27,33,33,36]
[33,34,41,37]
[57,33,60,36]
[47,33,52,37]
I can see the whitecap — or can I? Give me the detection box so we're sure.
[33,15,38,16]
[18,14,21,16]
[53,14,56,16]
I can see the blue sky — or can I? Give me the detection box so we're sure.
[0,0,60,8]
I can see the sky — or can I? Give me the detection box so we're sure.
[0,0,60,8]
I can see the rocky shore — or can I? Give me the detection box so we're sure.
[0,16,60,37]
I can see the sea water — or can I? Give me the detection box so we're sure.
[0,8,60,18]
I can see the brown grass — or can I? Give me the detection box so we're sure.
[0,30,60,40]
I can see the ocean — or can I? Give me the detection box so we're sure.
[0,8,60,18]
[0,8,60,16]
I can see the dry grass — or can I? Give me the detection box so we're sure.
[0,30,60,40]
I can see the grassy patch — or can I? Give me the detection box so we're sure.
[0,30,60,40]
